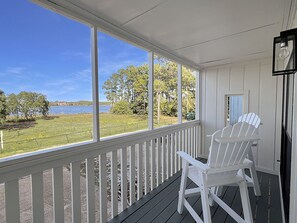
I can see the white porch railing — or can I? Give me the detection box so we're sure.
[0,120,200,223]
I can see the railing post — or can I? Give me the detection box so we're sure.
[5,179,20,223]
[121,147,128,211]
[99,154,107,222]
[148,51,154,130]
[111,150,118,217]
[178,64,183,124]
[0,130,3,150]
[31,172,44,223]
[86,158,95,223]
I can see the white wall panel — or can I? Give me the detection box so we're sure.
[244,63,260,114]
[244,62,260,165]
[216,67,230,129]
[203,69,218,155]
[230,66,244,91]
[201,59,281,173]
[258,61,277,172]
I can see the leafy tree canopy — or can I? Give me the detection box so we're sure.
[110,101,133,115]
[4,91,50,121]
[103,60,196,119]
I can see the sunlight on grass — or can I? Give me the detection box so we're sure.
[0,114,178,158]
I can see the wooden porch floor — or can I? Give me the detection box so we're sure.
[109,165,282,223]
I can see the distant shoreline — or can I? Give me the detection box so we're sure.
[49,105,111,115]
[49,101,111,106]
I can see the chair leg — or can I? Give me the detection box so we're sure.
[215,186,223,197]
[177,161,189,214]
[200,173,212,223]
[248,150,261,196]
[239,180,253,223]
[209,187,216,206]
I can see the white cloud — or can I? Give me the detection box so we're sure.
[99,59,146,77]
[5,67,27,75]
[73,68,92,82]
[61,50,90,60]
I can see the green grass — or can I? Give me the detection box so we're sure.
[0,113,178,158]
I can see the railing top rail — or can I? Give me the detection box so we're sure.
[0,120,200,183]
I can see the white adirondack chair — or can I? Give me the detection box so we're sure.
[238,113,261,196]
[177,122,259,223]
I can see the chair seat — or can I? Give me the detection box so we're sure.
[188,166,245,187]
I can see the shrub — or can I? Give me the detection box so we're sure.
[111,101,133,115]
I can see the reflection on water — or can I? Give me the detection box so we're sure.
[49,105,110,114]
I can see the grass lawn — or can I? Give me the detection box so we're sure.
[0,113,178,158]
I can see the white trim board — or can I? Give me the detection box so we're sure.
[289,73,297,223]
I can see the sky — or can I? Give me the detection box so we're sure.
[0,0,148,102]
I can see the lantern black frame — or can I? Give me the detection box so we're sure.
[273,28,297,76]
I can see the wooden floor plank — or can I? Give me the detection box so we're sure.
[150,181,194,223]
[138,180,194,222]
[109,170,282,223]
[269,174,282,223]
[248,185,258,221]
[255,172,270,223]
[165,183,202,223]
[211,186,238,222]
[224,187,241,223]
[180,196,202,223]
[108,172,181,223]
[125,175,182,222]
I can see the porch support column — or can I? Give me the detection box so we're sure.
[178,64,182,124]
[290,74,297,223]
[91,27,100,141]
[195,70,200,120]
[148,51,154,130]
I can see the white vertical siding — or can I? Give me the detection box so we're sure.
[202,69,218,155]
[216,67,230,130]
[230,66,244,91]
[244,63,260,166]
[201,59,281,173]
[258,61,277,172]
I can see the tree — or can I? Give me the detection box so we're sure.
[7,93,19,118]
[110,101,133,115]
[17,91,37,119]
[182,67,196,118]
[103,65,149,114]
[36,94,49,117]
[102,60,196,120]
[0,89,7,125]
[7,91,50,120]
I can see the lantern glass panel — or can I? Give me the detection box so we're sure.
[274,38,294,73]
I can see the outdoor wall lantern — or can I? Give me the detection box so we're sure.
[273,28,297,75]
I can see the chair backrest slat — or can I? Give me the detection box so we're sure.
[238,112,261,129]
[207,122,257,169]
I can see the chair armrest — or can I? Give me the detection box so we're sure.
[214,135,260,144]
[206,159,253,174]
[177,151,209,172]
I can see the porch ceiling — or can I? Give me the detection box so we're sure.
[42,0,292,68]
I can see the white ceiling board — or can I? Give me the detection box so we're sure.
[40,0,293,68]
[123,0,284,51]
[67,0,167,26]
[175,23,280,66]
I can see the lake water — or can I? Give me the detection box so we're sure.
[49,105,111,115]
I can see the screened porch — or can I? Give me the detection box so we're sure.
[1,0,297,222]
